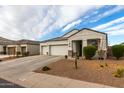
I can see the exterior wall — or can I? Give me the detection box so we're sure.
[27,44,40,55]
[0,45,4,54]
[68,29,107,51]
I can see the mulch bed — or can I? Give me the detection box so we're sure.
[34,59,124,87]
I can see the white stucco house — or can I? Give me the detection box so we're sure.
[40,28,108,58]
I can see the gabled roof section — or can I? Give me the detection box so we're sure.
[16,39,40,45]
[62,29,79,37]
[41,37,68,43]
[40,28,107,43]
[0,37,16,45]
[68,28,107,38]
[0,37,40,45]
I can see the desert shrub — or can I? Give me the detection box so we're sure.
[99,63,108,68]
[112,45,124,60]
[105,63,108,67]
[100,64,104,68]
[83,45,97,60]
[42,66,50,71]
[113,68,124,78]
[65,55,68,59]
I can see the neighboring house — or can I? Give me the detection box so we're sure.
[0,37,40,56]
[6,40,40,55]
[40,28,108,58]
[0,37,15,55]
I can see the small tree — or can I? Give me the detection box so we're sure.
[112,45,124,60]
[83,45,97,60]
[75,57,78,69]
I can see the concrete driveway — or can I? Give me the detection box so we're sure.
[0,55,62,87]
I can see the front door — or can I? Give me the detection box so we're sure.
[72,40,82,57]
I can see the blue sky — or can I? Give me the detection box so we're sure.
[0,5,124,45]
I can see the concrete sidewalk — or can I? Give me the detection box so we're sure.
[1,72,113,88]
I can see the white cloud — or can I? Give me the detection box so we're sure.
[92,16,124,37]
[93,16,124,30]
[32,5,99,39]
[107,29,124,36]
[0,5,122,41]
[89,6,124,23]
[104,23,124,31]
[0,5,98,40]
[62,19,82,32]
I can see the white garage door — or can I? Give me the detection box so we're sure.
[51,45,68,56]
[42,46,49,55]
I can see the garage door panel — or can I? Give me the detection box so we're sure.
[8,47,16,55]
[51,45,68,56]
[42,46,49,55]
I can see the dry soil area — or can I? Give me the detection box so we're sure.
[34,59,124,87]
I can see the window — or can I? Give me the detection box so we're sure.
[87,39,100,49]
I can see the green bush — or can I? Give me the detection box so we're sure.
[42,66,50,71]
[113,68,124,78]
[83,45,97,60]
[112,45,124,60]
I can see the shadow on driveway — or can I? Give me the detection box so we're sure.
[0,78,24,88]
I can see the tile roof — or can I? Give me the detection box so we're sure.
[0,37,15,45]
[16,39,40,45]
[0,37,40,45]
[41,37,68,43]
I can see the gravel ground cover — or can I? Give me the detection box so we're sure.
[34,59,124,87]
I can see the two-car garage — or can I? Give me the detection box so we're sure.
[50,45,68,56]
[41,45,68,56]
